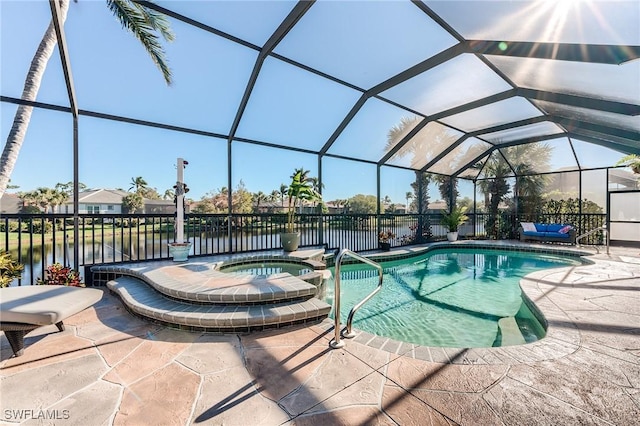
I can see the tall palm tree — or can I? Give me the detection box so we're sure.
[507,144,551,218]
[17,190,41,211]
[436,175,458,210]
[405,192,413,213]
[382,195,391,207]
[279,184,287,207]
[477,152,512,238]
[55,180,87,196]
[49,188,68,213]
[269,190,280,209]
[253,191,267,212]
[129,176,148,193]
[0,0,174,197]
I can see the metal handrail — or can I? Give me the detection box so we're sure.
[329,248,383,349]
[576,225,609,255]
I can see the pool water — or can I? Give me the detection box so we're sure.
[327,249,582,348]
[221,262,312,277]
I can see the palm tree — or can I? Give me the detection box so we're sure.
[49,189,68,214]
[405,192,413,213]
[0,0,175,198]
[436,175,459,210]
[509,144,550,218]
[253,191,267,212]
[382,195,391,209]
[269,190,280,210]
[279,184,288,207]
[285,169,320,233]
[478,153,512,238]
[129,176,148,193]
[55,181,87,196]
[17,190,41,211]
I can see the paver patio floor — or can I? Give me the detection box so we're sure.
[1,244,639,425]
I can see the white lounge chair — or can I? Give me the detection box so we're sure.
[0,285,103,357]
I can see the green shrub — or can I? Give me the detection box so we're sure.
[0,251,24,288]
[0,221,20,232]
[29,220,53,234]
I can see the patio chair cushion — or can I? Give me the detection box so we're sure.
[0,285,103,325]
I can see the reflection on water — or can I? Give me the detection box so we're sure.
[8,228,386,286]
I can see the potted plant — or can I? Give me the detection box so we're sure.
[378,230,395,251]
[440,206,469,242]
[282,168,321,252]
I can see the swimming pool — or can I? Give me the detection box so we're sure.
[327,248,583,348]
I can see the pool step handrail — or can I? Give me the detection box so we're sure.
[330,248,383,349]
[576,225,609,254]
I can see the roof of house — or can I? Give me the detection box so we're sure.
[0,193,23,214]
[73,189,129,204]
[68,189,174,206]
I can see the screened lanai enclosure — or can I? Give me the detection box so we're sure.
[1,0,639,282]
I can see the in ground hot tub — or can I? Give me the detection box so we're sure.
[220,262,312,277]
[215,256,330,292]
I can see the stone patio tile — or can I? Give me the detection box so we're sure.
[579,337,640,365]
[22,379,121,426]
[192,366,290,425]
[564,309,640,351]
[176,334,243,374]
[278,348,385,417]
[0,354,107,415]
[381,385,453,425]
[74,306,154,341]
[114,362,199,426]
[506,355,640,424]
[244,344,331,402]
[544,327,581,348]
[103,329,197,386]
[385,356,508,392]
[585,292,640,313]
[241,323,331,350]
[483,376,614,425]
[342,340,392,371]
[62,302,110,328]
[93,330,151,367]
[1,328,96,374]
[290,406,396,425]
[456,348,488,365]
[400,386,502,425]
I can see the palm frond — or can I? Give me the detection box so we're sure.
[106,0,173,85]
[132,1,175,42]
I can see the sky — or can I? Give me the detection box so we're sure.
[0,0,632,204]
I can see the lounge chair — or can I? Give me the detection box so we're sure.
[0,285,103,357]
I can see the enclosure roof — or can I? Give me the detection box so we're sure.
[4,0,640,180]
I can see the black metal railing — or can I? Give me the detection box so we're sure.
[0,211,606,285]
